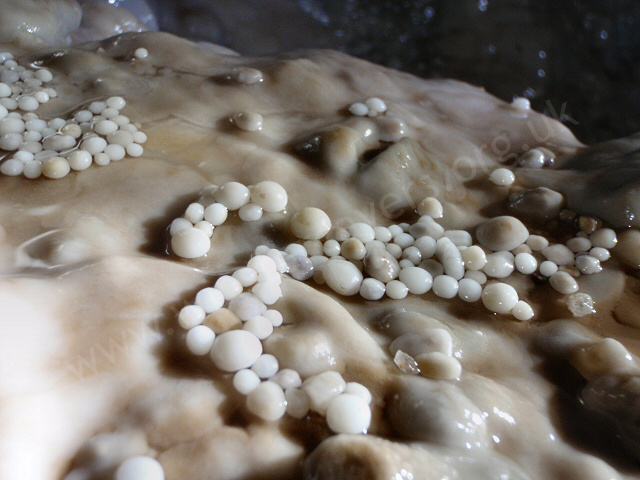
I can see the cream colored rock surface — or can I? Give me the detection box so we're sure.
[0,9,639,480]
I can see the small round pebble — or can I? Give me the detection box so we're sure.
[194,220,214,237]
[386,243,403,259]
[171,227,211,258]
[482,282,519,314]
[457,278,482,302]
[170,217,192,236]
[233,369,261,394]
[432,275,459,299]
[67,149,92,170]
[244,315,274,339]
[414,235,437,258]
[285,387,310,419]
[344,382,372,404]
[539,260,558,277]
[589,247,610,262]
[94,120,118,135]
[251,353,279,379]
[230,67,264,84]
[134,47,149,59]
[42,156,71,179]
[348,102,369,116]
[233,111,263,131]
[267,249,289,274]
[214,182,250,210]
[233,267,258,287]
[215,275,244,301]
[210,330,263,372]
[542,244,574,266]
[359,277,386,300]
[82,136,107,154]
[303,240,323,256]
[126,143,144,157]
[489,168,515,186]
[464,269,487,284]
[341,237,366,261]
[394,233,415,249]
[326,394,371,434]
[518,149,545,168]
[566,237,592,253]
[228,292,267,321]
[184,203,205,224]
[476,216,529,252]
[549,271,579,294]
[302,371,346,414]
[515,252,537,274]
[17,96,39,112]
[239,203,263,221]
[204,203,228,226]
[290,207,332,240]
[590,228,617,249]
[285,255,314,281]
[246,381,287,421]
[323,239,341,257]
[512,301,534,321]
[399,266,433,295]
[348,223,376,243]
[386,280,409,299]
[483,251,515,278]
[417,197,443,218]
[23,160,42,178]
[263,309,284,327]
[250,181,288,212]
[363,248,400,283]
[416,352,462,380]
[0,158,24,176]
[186,325,215,355]
[114,456,164,480]
[574,255,602,275]
[271,368,302,389]
[402,246,422,265]
[94,153,111,166]
[374,226,393,242]
[322,259,363,296]
[178,304,206,329]
[195,287,225,313]
[247,255,278,275]
[365,97,386,114]
[461,245,487,271]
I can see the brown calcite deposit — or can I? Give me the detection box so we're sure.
[2,4,640,480]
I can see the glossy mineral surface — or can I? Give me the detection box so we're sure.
[1,6,640,480]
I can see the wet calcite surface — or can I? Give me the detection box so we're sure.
[0,18,640,480]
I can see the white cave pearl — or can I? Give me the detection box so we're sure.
[210,330,263,372]
[289,207,332,240]
[171,227,211,258]
[322,259,364,296]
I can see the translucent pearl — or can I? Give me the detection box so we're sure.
[171,227,210,258]
[326,393,371,434]
[246,381,287,420]
[210,330,263,372]
[114,456,164,480]
[185,325,215,355]
[249,181,288,212]
[481,282,519,314]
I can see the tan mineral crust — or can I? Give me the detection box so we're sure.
[1,2,640,480]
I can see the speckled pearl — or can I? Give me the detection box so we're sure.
[290,207,332,240]
[482,282,519,314]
